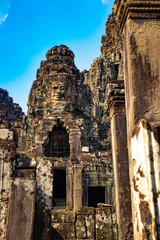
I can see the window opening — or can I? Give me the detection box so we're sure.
[44,123,70,157]
[88,186,105,208]
[53,169,66,208]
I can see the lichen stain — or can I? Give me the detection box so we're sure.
[139,201,152,226]
[137,222,139,233]
[139,192,145,200]
[139,201,152,239]
[130,32,159,124]
[132,124,140,138]
[137,166,145,178]
[132,176,138,192]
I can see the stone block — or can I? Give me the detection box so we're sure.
[96,207,112,217]
[51,211,65,223]
[52,223,75,239]
[82,146,89,152]
[96,207,114,240]
[65,211,75,223]
[75,214,95,239]
[76,206,95,215]
[6,179,36,240]
[75,215,87,239]
[85,215,95,239]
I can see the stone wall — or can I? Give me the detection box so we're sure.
[51,206,116,240]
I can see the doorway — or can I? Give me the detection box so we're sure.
[53,169,66,208]
[88,186,105,208]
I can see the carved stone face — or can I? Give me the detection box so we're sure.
[52,74,67,101]
[51,72,78,103]
[52,82,66,100]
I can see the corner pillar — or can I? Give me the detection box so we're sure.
[107,80,133,239]
[115,1,160,238]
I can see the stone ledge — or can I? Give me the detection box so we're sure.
[114,0,160,32]
[51,210,75,223]
[76,206,95,215]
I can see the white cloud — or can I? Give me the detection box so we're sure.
[0,13,9,24]
[0,0,12,24]
[101,0,109,4]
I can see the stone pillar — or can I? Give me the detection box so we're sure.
[107,80,133,240]
[6,175,36,240]
[114,1,160,239]
[34,157,53,240]
[0,128,16,240]
[73,164,82,210]
[66,166,73,210]
[70,129,81,160]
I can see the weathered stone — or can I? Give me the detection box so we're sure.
[76,206,95,215]
[52,211,65,223]
[52,222,75,239]
[0,15,121,240]
[0,129,13,140]
[131,120,160,240]
[6,178,36,240]
[107,80,133,239]
[0,1,160,239]
[85,215,95,239]
[96,207,115,240]
[113,0,160,239]
[65,211,75,223]
[76,215,87,239]
[0,88,24,123]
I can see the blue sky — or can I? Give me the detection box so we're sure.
[0,0,114,113]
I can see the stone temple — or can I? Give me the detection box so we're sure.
[0,1,160,240]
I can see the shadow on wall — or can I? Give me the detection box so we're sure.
[51,229,64,240]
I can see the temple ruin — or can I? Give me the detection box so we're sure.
[0,0,160,239]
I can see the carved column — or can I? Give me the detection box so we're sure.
[66,166,73,209]
[73,164,82,210]
[114,1,160,239]
[107,80,133,240]
[70,129,81,160]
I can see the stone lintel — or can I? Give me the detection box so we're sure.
[114,0,160,33]
[107,80,125,119]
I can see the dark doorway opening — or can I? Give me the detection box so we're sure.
[88,186,105,208]
[53,169,66,208]
[114,64,119,80]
